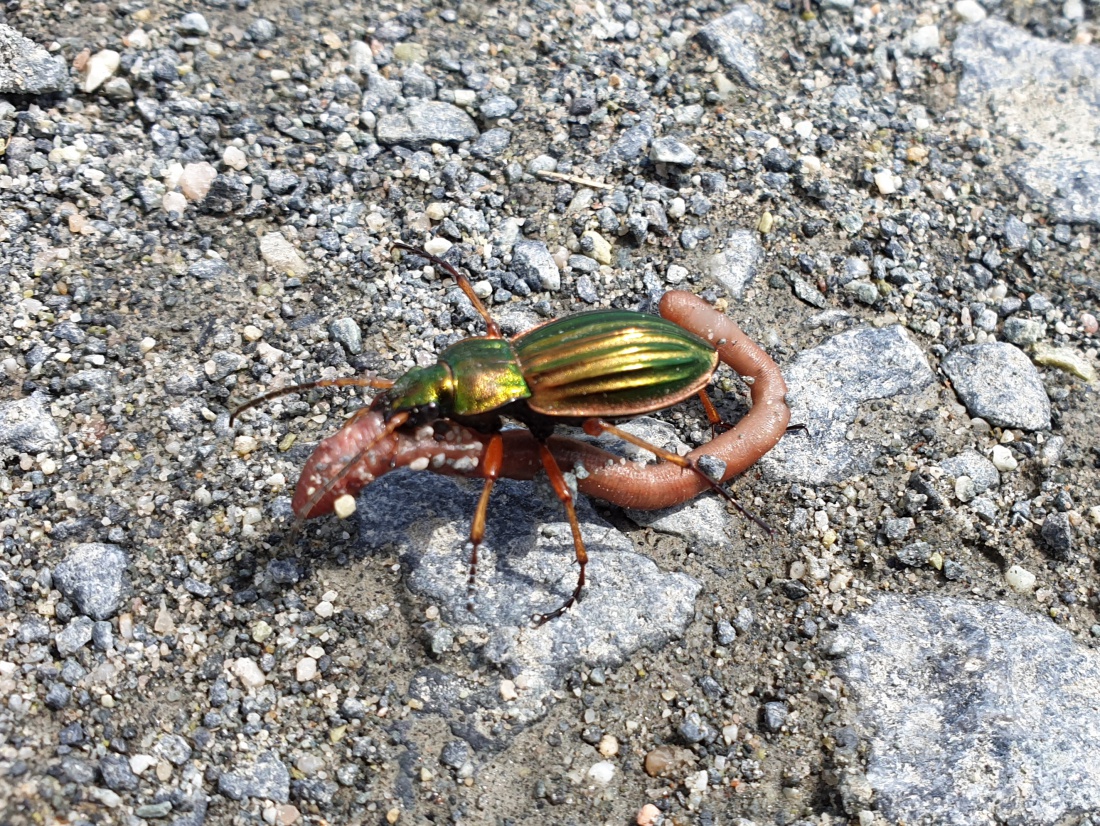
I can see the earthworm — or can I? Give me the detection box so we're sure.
[291,291,789,517]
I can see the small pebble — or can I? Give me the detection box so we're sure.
[587,761,616,784]
[1005,565,1036,593]
[990,445,1018,472]
[295,657,318,682]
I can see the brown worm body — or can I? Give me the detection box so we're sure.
[292,291,789,518]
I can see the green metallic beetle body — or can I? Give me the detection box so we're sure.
[374,309,719,433]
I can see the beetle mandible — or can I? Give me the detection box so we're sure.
[233,243,789,624]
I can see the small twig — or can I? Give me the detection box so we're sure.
[535,170,615,191]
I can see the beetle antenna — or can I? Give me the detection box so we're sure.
[393,242,502,338]
[230,376,396,425]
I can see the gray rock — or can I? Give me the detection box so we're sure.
[831,84,861,109]
[99,754,139,792]
[440,740,469,769]
[247,18,277,44]
[835,595,1100,824]
[218,750,290,802]
[708,228,763,298]
[0,23,71,95]
[650,137,697,165]
[939,450,1000,493]
[55,616,94,657]
[1001,215,1030,251]
[18,615,49,644]
[955,21,1100,225]
[761,327,935,484]
[156,734,193,766]
[606,120,653,163]
[1002,317,1044,346]
[762,701,789,732]
[376,101,479,147]
[696,6,764,88]
[52,544,130,620]
[480,95,517,119]
[511,240,560,292]
[266,170,300,194]
[329,317,362,356]
[188,259,230,280]
[941,343,1051,430]
[895,541,932,567]
[355,472,700,738]
[716,620,737,645]
[0,392,61,453]
[1041,512,1073,559]
[882,517,914,542]
[470,127,511,159]
[177,12,209,36]
[679,711,714,743]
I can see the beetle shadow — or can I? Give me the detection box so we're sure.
[348,468,702,746]
[351,470,612,627]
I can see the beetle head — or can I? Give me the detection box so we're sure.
[371,362,454,426]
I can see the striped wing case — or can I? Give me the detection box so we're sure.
[513,310,718,417]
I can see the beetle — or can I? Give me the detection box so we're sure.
[233,243,790,623]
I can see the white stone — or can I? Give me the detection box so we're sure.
[1005,565,1036,593]
[1064,0,1085,21]
[179,162,217,201]
[130,754,157,775]
[685,769,709,792]
[348,41,375,72]
[232,657,266,687]
[954,0,987,22]
[83,50,120,93]
[424,236,452,256]
[587,761,616,784]
[333,494,357,519]
[991,444,1018,472]
[955,475,976,503]
[598,734,619,757]
[874,171,899,195]
[665,264,688,284]
[582,230,612,265]
[908,25,941,57]
[499,679,518,701]
[162,191,187,214]
[222,145,248,170]
[125,28,151,50]
[260,232,308,276]
[296,657,318,682]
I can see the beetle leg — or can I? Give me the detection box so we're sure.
[696,389,736,436]
[231,375,396,424]
[531,442,588,625]
[393,243,503,338]
[582,418,771,534]
[465,433,503,614]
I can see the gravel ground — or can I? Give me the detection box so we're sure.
[1,1,1099,825]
